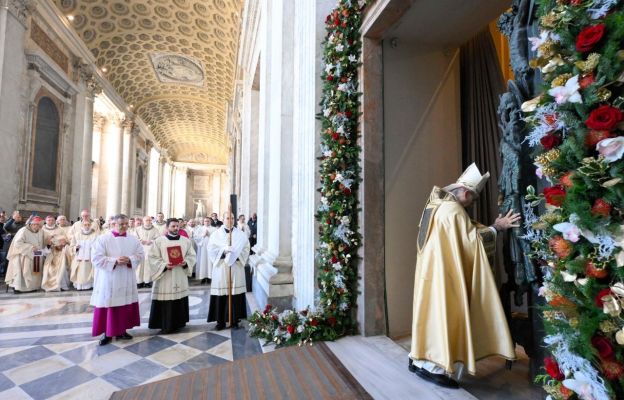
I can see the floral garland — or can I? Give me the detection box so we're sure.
[521,1,624,398]
[248,0,368,346]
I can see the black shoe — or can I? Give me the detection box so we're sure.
[215,323,225,331]
[231,322,240,330]
[137,283,144,289]
[414,368,459,389]
[408,359,422,373]
[99,336,112,346]
[115,332,133,340]
[144,283,152,288]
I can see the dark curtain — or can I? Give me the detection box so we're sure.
[460,29,505,226]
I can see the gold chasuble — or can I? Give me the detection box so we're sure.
[410,187,515,375]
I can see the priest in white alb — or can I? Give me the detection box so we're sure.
[41,215,70,292]
[148,218,196,333]
[70,219,99,290]
[70,209,100,241]
[154,212,167,235]
[206,212,250,330]
[4,216,46,293]
[91,214,144,346]
[194,217,216,284]
[134,216,161,288]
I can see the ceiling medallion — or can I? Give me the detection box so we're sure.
[149,53,205,87]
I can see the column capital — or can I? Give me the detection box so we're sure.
[93,112,106,131]
[8,0,35,26]
[121,116,134,130]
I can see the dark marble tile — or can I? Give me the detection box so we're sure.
[20,365,95,400]
[123,336,177,357]
[181,332,228,352]
[172,352,228,374]
[231,327,262,360]
[60,343,119,364]
[0,346,55,372]
[35,333,94,345]
[0,372,15,391]
[101,359,166,389]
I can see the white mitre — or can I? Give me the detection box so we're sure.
[443,163,490,194]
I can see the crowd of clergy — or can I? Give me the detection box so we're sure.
[2,209,258,345]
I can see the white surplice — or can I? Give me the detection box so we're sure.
[153,221,167,236]
[70,228,100,290]
[90,232,144,308]
[5,227,46,292]
[41,225,70,292]
[206,226,250,296]
[133,225,162,284]
[148,235,196,301]
[195,225,217,280]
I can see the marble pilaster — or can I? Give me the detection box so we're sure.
[211,171,221,215]
[105,114,125,217]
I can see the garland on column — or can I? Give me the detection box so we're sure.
[248,0,368,346]
[521,1,624,398]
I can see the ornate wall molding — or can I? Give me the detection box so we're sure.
[25,52,77,98]
[8,0,35,27]
[30,21,68,73]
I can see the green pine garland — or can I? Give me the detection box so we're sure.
[522,1,624,398]
[248,0,368,347]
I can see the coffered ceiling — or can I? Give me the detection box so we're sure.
[53,0,243,165]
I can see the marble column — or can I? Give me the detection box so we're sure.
[161,162,172,217]
[91,113,106,216]
[156,155,165,213]
[79,90,96,213]
[0,0,8,98]
[105,115,126,217]
[173,166,188,217]
[121,124,137,215]
[211,171,221,215]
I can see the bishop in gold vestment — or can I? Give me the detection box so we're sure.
[409,164,519,389]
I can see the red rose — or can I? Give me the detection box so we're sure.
[586,105,623,131]
[310,319,319,326]
[585,130,614,147]
[271,314,278,321]
[287,325,295,334]
[544,185,566,207]
[592,336,615,360]
[326,75,334,82]
[540,133,561,150]
[576,24,605,53]
[328,316,337,326]
[601,360,624,380]
[559,172,574,188]
[331,256,338,263]
[345,111,353,118]
[343,188,352,196]
[264,304,272,314]
[331,132,339,140]
[579,73,595,89]
[595,288,612,307]
[591,199,612,217]
[544,357,565,381]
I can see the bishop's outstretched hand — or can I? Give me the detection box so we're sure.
[492,210,521,231]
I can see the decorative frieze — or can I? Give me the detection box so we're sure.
[30,22,68,73]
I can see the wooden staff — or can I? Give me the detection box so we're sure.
[228,204,233,328]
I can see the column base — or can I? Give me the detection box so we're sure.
[250,248,294,310]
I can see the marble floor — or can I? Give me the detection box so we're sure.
[0,285,265,400]
[394,336,544,399]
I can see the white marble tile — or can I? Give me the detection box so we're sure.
[326,336,477,400]
[160,331,203,343]
[147,344,202,368]
[47,377,120,400]
[44,341,92,354]
[79,349,142,376]
[5,355,74,385]
[0,385,32,400]
[112,335,150,348]
[144,369,181,384]
[205,339,233,361]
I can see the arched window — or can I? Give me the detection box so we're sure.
[32,97,60,191]
[136,165,144,209]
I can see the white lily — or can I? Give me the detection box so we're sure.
[529,31,549,52]
[554,222,581,243]
[548,75,582,105]
[596,137,624,163]
[563,373,596,400]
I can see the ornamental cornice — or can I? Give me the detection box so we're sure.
[8,0,35,27]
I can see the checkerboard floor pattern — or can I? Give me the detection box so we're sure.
[0,288,264,400]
